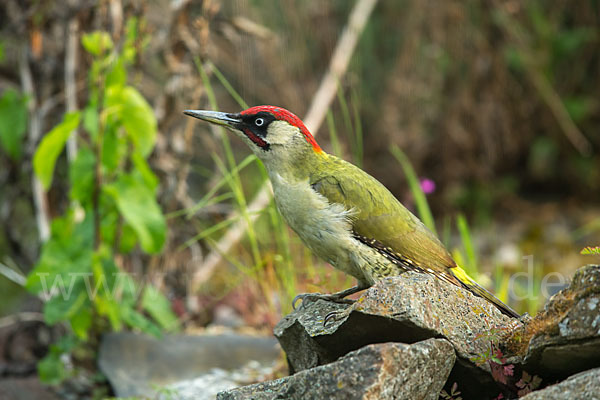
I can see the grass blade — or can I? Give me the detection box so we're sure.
[390,146,437,235]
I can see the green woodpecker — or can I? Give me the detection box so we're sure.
[184,105,519,318]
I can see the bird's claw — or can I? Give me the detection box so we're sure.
[292,293,311,310]
[292,293,325,310]
[323,308,352,327]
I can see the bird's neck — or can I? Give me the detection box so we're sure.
[262,144,328,184]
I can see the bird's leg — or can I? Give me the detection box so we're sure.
[292,282,370,310]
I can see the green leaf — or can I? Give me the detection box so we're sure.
[114,272,139,306]
[33,112,81,190]
[122,308,162,338]
[106,86,157,157]
[103,174,166,253]
[119,223,138,254]
[106,58,127,88]
[91,252,123,331]
[38,335,77,385]
[38,352,67,385]
[44,289,88,325]
[81,31,113,56]
[142,286,180,331]
[70,306,92,340]
[83,104,99,137]
[0,89,28,160]
[69,147,95,204]
[101,124,123,172]
[132,152,158,191]
[26,213,93,295]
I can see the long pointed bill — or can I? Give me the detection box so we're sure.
[183,110,241,128]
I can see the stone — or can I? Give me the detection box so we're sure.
[217,338,455,400]
[98,332,280,398]
[274,273,522,398]
[519,367,600,399]
[0,377,61,400]
[520,265,600,380]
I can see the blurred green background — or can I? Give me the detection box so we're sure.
[0,0,599,393]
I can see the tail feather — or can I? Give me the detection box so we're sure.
[451,266,520,318]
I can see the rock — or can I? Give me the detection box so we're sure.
[162,360,277,400]
[274,273,521,398]
[519,368,600,399]
[217,338,455,400]
[519,264,600,380]
[0,377,61,400]
[98,332,280,398]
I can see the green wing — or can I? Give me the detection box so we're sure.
[309,155,456,273]
[308,154,520,318]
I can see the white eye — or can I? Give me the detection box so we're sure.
[255,118,264,126]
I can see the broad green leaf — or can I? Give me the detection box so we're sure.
[70,306,92,340]
[81,31,113,56]
[101,124,123,172]
[100,209,119,250]
[26,213,93,294]
[69,147,95,204]
[132,152,158,191]
[106,58,126,88]
[106,86,157,157]
[114,271,139,306]
[44,289,88,325]
[0,89,28,160]
[33,112,81,190]
[83,105,99,137]
[38,350,68,385]
[119,223,138,254]
[104,174,166,253]
[121,85,157,157]
[91,252,122,331]
[38,335,77,384]
[142,286,180,331]
[122,308,162,338]
[124,18,140,62]
[95,294,122,331]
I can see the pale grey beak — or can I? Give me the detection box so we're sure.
[183,110,242,128]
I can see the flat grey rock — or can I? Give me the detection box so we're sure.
[98,332,280,398]
[520,367,600,400]
[217,338,455,400]
[274,273,521,398]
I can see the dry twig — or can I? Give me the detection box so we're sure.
[65,16,79,162]
[20,48,50,242]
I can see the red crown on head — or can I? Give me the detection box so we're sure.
[241,105,322,152]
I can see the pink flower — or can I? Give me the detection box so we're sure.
[420,178,436,194]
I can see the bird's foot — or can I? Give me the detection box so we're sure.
[292,292,355,310]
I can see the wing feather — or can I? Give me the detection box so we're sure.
[309,156,456,273]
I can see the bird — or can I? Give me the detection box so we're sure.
[184,105,520,318]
